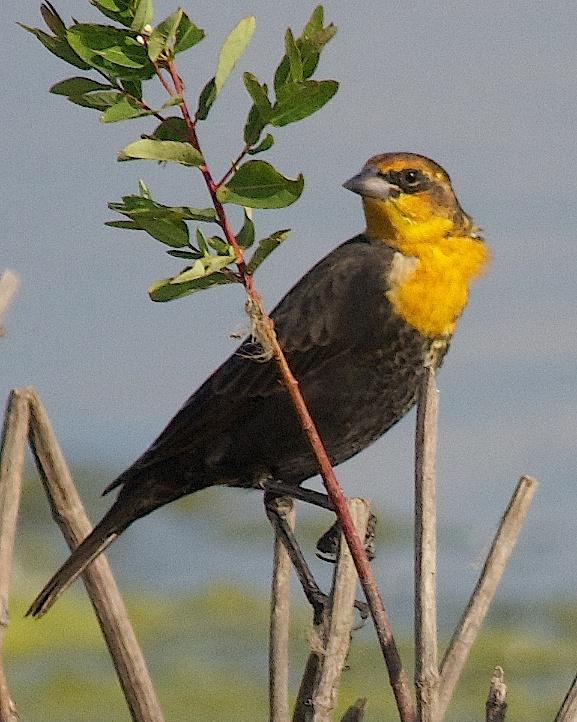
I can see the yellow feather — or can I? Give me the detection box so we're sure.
[363,194,490,338]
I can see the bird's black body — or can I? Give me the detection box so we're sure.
[110,234,443,504]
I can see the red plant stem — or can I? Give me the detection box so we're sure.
[216,144,250,189]
[161,57,416,722]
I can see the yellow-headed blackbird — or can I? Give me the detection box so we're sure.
[29,152,489,617]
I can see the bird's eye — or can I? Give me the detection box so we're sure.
[402,169,420,186]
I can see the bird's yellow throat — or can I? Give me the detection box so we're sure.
[363,196,491,338]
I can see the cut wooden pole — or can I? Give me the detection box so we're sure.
[25,388,165,722]
[414,367,439,722]
[485,666,507,722]
[436,476,538,720]
[269,496,296,722]
[0,390,30,722]
[312,498,371,722]
[293,498,370,722]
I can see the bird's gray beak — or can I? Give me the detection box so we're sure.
[343,168,399,200]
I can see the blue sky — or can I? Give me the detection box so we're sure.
[3,1,577,600]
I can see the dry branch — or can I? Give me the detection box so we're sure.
[485,666,507,722]
[0,390,30,722]
[25,389,164,722]
[414,367,439,722]
[436,476,538,720]
[269,496,296,722]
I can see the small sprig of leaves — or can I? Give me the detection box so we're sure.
[22,1,337,302]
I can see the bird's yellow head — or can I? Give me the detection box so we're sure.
[344,152,490,338]
[343,152,476,248]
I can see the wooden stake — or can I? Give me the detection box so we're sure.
[414,367,439,722]
[0,390,30,722]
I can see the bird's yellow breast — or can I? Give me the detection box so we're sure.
[385,236,490,338]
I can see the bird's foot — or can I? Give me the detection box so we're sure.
[315,512,377,563]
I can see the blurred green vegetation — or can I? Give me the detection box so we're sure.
[4,465,575,720]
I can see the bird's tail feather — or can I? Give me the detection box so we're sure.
[26,506,127,619]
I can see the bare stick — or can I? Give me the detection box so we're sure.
[436,476,538,720]
[25,388,165,722]
[486,667,507,722]
[269,496,296,722]
[312,498,371,722]
[414,367,439,722]
[0,271,19,338]
[555,672,577,722]
[0,390,30,722]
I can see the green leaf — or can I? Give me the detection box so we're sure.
[90,0,134,28]
[243,103,267,145]
[195,78,217,121]
[166,249,202,259]
[105,219,140,229]
[19,23,91,69]
[247,133,274,155]
[100,95,153,122]
[246,230,290,274]
[299,24,337,79]
[236,209,255,249]
[207,236,231,254]
[242,73,272,116]
[174,14,205,54]
[67,90,122,110]
[170,251,236,285]
[138,179,151,198]
[131,0,153,32]
[284,29,303,83]
[50,77,112,95]
[151,117,188,141]
[270,80,338,127]
[67,24,154,80]
[149,273,235,302]
[118,139,204,166]
[147,8,181,61]
[217,161,304,209]
[196,227,209,255]
[273,8,336,91]
[215,17,256,93]
[40,3,66,37]
[121,78,143,100]
[109,194,217,223]
[106,216,189,247]
[303,5,324,35]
